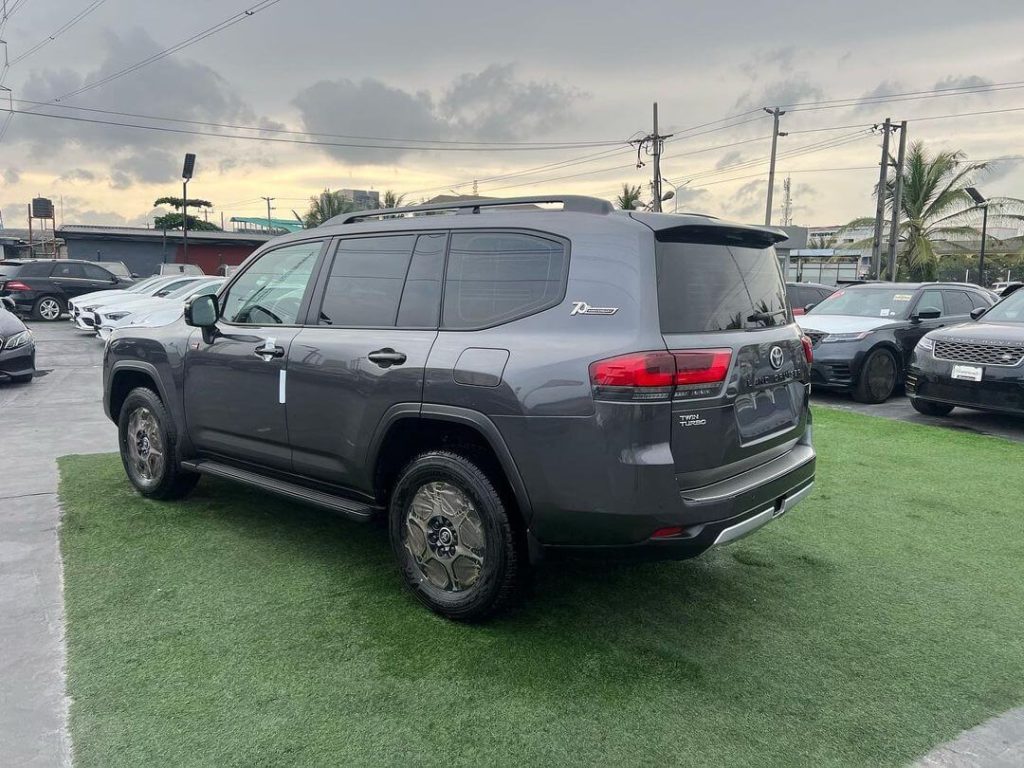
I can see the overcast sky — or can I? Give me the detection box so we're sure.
[1,0,1023,230]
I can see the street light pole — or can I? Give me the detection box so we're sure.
[965,187,989,287]
[181,153,195,264]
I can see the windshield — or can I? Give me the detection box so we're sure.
[128,277,161,293]
[981,289,1024,324]
[807,286,916,319]
[165,280,219,301]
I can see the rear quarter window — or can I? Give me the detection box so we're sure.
[12,262,54,277]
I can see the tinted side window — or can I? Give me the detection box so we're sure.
[916,290,945,316]
[815,287,835,302]
[397,233,446,328]
[16,262,54,277]
[52,263,86,279]
[221,241,322,325]
[443,231,567,329]
[83,264,114,281]
[942,290,974,316]
[968,291,993,309]
[318,235,416,327]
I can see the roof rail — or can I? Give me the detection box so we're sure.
[325,195,614,226]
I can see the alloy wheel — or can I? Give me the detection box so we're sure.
[39,298,61,320]
[404,481,485,592]
[125,406,165,482]
[865,352,896,400]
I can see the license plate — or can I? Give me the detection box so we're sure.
[951,364,983,382]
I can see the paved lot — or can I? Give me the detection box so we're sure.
[812,391,1024,444]
[0,320,115,767]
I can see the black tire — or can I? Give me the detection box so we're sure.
[911,398,954,417]
[12,373,33,383]
[389,450,527,621]
[853,347,899,404]
[117,386,199,500]
[32,295,64,321]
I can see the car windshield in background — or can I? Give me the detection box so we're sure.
[981,289,1024,324]
[807,287,916,319]
[656,242,788,332]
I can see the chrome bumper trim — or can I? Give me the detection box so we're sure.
[712,480,815,546]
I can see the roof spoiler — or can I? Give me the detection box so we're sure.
[653,223,789,249]
[325,195,614,225]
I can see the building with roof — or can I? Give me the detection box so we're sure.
[229,216,305,235]
[56,225,271,277]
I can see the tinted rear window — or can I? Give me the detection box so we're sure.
[656,242,788,332]
[8,262,54,277]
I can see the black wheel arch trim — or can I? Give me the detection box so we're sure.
[367,402,535,523]
[105,360,172,422]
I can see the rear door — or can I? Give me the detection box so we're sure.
[286,232,444,491]
[49,262,90,300]
[654,232,810,489]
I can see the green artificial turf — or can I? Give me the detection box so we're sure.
[59,408,1024,767]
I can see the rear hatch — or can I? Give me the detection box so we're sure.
[652,223,810,489]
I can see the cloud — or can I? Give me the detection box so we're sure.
[983,156,1024,183]
[733,75,824,111]
[715,150,745,170]
[728,178,768,220]
[933,75,994,92]
[110,150,178,188]
[292,64,584,164]
[57,168,96,183]
[3,168,20,184]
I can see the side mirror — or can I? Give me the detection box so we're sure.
[0,296,15,312]
[970,307,987,320]
[110,276,119,283]
[184,293,218,328]
[912,308,942,323]
[803,303,816,313]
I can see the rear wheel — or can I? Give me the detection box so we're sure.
[117,387,199,500]
[32,295,64,321]
[911,398,954,417]
[853,348,898,404]
[389,450,526,621]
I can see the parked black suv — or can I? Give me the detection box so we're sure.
[0,259,135,320]
[103,196,816,619]
[799,282,996,403]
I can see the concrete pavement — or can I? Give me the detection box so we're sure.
[0,320,116,767]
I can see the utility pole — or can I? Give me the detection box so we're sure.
[764,107,787,226]
[262,196,275,233]
[781,175,793,226]
[871,118,892,279]
[886,121,908,282]
[652,103,663,212]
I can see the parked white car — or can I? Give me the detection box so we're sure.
[71,276,205,331]
[96,278,225,340]
[67,275,166,321]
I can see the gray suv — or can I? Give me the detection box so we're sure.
[103,196,816,620]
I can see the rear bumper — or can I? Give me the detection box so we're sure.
[539,440,816,562]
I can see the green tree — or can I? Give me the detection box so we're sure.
[152,196,221,231]
[303,189,356,227]
[615,183,645,211]
[842,142,1024,281]
[381,190,406,208]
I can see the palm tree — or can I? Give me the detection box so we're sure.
[615,183,645,211]
[303,189,356,228]
[381,190,405,209]
[842,142,1024,280]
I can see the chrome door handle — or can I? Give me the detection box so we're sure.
[254,338,285,360]
[367,348,407,368]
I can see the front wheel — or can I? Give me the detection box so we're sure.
[389,451,527,621]
[911,398,954,417]
[117,387,199,500]
[853,348,899,404]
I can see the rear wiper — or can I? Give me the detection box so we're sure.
[746,308,788,324]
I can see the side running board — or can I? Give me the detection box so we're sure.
[181,460,377,522]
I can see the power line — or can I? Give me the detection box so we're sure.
[781,79,1024,111]
[7,0,109,67]
[0,107,635,152]
[8,97,625,148]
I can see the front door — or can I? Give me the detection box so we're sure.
[184,239,325,471]
[287,232,445,491]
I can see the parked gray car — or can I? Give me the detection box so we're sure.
[102,196,816,619]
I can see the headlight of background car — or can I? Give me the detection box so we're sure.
[823,331,873,343]
[4,330,32,349]
[916,336,935,351]
[105,311,131,321]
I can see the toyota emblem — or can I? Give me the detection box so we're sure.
[769,346,785,370]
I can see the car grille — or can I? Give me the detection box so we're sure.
[804,330,827,346]
[933,340,1024,367]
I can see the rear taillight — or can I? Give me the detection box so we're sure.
[801,335,813,364]
[4,280,29,291]
[589,348,732,402]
